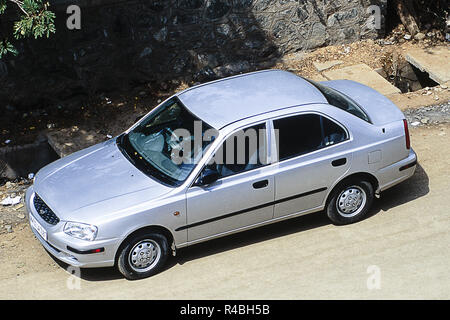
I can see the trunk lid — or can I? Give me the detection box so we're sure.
[321,80,405,125]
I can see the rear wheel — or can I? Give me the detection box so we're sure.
[326,179,374,225]
[117,232,169,280]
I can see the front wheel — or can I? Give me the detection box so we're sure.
[326,179,374,225]
[117,232,169,280]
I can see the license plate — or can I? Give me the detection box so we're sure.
[30,214,47,241]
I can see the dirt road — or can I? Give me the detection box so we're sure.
[0,123,449,300]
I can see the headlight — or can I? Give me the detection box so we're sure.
[64,222,98,241]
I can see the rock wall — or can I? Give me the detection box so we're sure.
[0,0,387,109]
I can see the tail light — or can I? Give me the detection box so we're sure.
[403,119,410,150]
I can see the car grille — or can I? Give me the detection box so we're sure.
[33,194,60,225]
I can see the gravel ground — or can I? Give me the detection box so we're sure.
[404,100,450,127]
[0,179,31,235]
[0,123,449,299]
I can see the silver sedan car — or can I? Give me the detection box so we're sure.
[26,70,417,279]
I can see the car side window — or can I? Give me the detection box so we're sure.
[273,114,347,161]
[321,116,347,147]
[206,123,267,179]
[273,114,322,161]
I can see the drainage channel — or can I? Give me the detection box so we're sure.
[379,53,440,93]
[0,138,60,181]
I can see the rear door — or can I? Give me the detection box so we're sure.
[271,112,353,218]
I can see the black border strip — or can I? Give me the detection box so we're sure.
[0,300,445,317]
[175,187,327,231]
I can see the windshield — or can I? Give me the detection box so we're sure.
[118,97,218,187]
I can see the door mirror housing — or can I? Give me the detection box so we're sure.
[195,168,220,186]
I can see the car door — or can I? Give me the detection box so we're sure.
[271,112,353,219]
[185,122,275,242]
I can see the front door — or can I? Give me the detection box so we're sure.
[185,122,275,242]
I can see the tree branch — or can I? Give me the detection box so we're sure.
[394,0,420,35]
[8,0,29,17]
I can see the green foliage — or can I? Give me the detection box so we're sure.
[0,0,56,59]
[0,39,18,57]
[0,0,7,14]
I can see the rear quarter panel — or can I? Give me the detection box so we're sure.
[310,105,408,203]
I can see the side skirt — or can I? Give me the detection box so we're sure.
[175,205,325,249]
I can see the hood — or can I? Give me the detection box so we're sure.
[33,139,172,221]
[321,80,405,125]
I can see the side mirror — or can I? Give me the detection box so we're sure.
[195,168,220,186]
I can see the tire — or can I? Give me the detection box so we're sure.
[117,231,169,280]
[326,178,374,225]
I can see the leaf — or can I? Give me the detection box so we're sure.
[13,8,55,40]
[0,0,7,14]
[0,40,18,59]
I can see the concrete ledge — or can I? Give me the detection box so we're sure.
[313,60,343,72]
[323,63,401,96]
[406,46,450,85]
[46,128,108,158]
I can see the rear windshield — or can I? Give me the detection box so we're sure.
[306,79,371,123]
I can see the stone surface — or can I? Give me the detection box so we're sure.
[313,60,344,72]
[323,63,401,95]
[414,33,426,41]
[406,46,450,85]
[0,0,388,109]
[308,74,329,82]
[46,128,107,158]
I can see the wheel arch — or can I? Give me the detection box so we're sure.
[325,172,379,207]
[114,225,175,265]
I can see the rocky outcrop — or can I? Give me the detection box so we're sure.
[0,0,387,110]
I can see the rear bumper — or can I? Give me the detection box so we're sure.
[25,186,118,268]
[377,148,417,192]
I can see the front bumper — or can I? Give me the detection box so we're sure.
[25,186,118,268]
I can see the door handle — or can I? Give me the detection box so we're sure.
[253,180,269,189]
[332,158,347,167]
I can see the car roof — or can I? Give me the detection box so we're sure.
[177,70,327,129]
